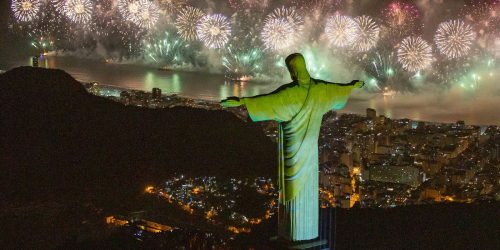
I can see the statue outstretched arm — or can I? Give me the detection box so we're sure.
[329,80,364,88]
[221,86,293,122]
[220,81,294,107]
[322,80,364,111]
[220,96,244,108]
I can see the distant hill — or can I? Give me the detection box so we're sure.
[0,67,276,207]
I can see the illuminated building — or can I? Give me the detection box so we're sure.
[454,120,465,129]
[366,108,376,120]
[32,56,39,67]
[417,121,426,130]
[366,164,420,187]
[120,91,132,105]
[86,82,101,96]
[152,87,162,99]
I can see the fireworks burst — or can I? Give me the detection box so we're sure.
[382,1,421,40]
[118,0,139,22]
[50,0,65,13]
[175,6,204,41]
[228,0,270,10]
[397,36,433,72]
[63,0,93,24]
[261,7,303,51]
[230,10,265,53]
[269,7,303,31]
[353,15,380,52]
[223,44,263,77]
[463,0,500,33]
[324,14,357,48]
[360,46,409,91]
[30,36,56,53]
[288,0,340,13]
[435,20,476,59]
[132,0,159,29]
[6,0,498,93]
[143,31,192,65]
[118,0,159,29]
[462,1,499,54]
[196,14,232,49]
[261,18,294,51]
[157,0,188,14]
[11,0,41,22]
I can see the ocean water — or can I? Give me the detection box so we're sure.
[1,55,499,126]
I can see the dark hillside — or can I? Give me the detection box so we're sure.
[0,67,275,207]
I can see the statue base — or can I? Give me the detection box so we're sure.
[269,236,329,250]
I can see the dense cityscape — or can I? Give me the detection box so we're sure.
[87,83,499,244]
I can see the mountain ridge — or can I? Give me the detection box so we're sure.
[0,66,276,207]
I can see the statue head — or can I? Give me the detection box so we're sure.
[285,53,311,85]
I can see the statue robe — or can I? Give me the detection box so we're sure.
[244,79,356,241]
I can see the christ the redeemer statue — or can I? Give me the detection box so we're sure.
[221,53,363,242]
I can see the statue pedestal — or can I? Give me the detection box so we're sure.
[269,236,329,250]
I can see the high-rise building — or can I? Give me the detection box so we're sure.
[411,120,419,129]
[120,91,132,105]
[454,120,465,129]
[32,56,39,67]
[492,144,500,161]
[366,108,376,120]
[367,164,420,187]
[152,88,162,99]
[417,121,426,130]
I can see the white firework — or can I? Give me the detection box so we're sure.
[268,6,303,30]
[397,36,433,72]
[435,20,476,59]
[63,0,93,24]
[133,0,159,29]
[157,0,188,14]
[261,7,304,51]
[11,0,41,22]
[324,14,357,48]
[261,18,295,51]
[175,6,204,41]
[353,15,380,52]
[50,0,65,12]
[196,14,231,49]
[118,0,140,20]
[118,0,159,29]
